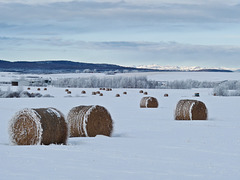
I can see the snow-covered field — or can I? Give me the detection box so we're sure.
[0,72,240,180]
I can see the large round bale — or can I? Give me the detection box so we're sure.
[9,108,68,145]
[67,105,113,137]
[175,99,208,120]
[140,96,158,108]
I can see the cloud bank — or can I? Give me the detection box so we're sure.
[0,0,240,68]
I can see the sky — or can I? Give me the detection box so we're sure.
[0,0,240,68]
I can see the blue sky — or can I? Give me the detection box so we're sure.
[0,0,240,68]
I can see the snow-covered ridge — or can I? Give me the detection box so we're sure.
[136,65,238,71]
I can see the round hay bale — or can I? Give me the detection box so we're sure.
[9,108,68,145]
[96,91,100,94]
[92,92,97,95]
[140,96,158,108]
[123,92,127,95]
[67,105,113,137]
[81,90,86,94]
[37,88,41,91]
[139,90,143,93]
[44,88,47,91]
[99,88,103,90]
[67,91,71,94]
[99,93,103,96]
[115,94,120,97]
[102,88,106,90]
[65,89,69,92]
[175,99,208,120]
[164,93,168,97]
[27,87,31,90]
[144,92,148,95]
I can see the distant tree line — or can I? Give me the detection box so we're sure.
[213,80,240,96]
[52,76,218,89]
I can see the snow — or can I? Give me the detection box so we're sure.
[0,72,240,179]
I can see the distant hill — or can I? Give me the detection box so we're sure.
[0,60,159,73]
[0,60,234,73]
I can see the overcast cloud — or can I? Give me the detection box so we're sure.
[0,0,240,68]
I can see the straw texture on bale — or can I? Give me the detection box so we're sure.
[67,105,113,137]
[9,108,68,145]
[175,99,208,120]
[140,96,158,108]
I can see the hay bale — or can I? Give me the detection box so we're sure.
[37,88,41,91]
[67,105,113,137]
[139,90,143,93]
[81,90,86,94]
[164,93,168,97]
[144,92,148,95]
[44,88,47,91]
[99,88,103,90]
[175,99,208,120]
[27,87,31,90]
[115,94,120,97]
[102,88,106,90]
[92,92,97,95]
[99,93,103,96]
[140,96,158,108]
[9,108,68,145]
[96,91,100,94]
[67,91,71,94]
[123,92,127,95]
[65,89,69,92]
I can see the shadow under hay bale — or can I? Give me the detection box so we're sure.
[140,96,158,108]
[9,108,68,145]
[175,99,208,120]
[67,105,113,137]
